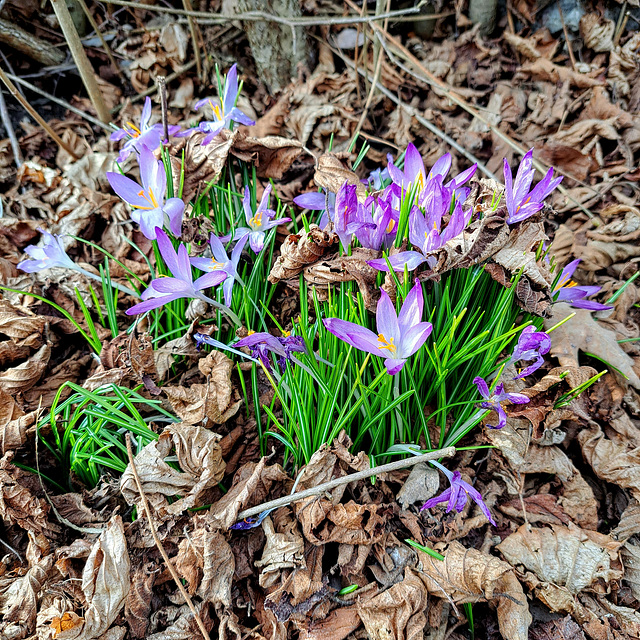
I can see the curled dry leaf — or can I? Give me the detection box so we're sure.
[357,568,427,640]
[53,516,130,640]
[417,541,532,640]
[125,562,157,639]
[0,453,57,535]
[0,388,38,454]
[0,554,53,640]
[0,342,51,394]
[498,523,622,616]
[268,224,338,283]
[163,350,241,425]
[120,423,225,516]
[521,58,604,89]
[544,304,640,389]
[230,131,304,180]
[621,540,640,601]
[209,457,289,530]
[0,300,47,348]
[578,422,640,500]
[313,154,367,200]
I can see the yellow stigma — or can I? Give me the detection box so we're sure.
[377,334,397,354]
[126,121,141,137]
[134,188,159,210]
[415,172,425,191]
[247,329,256,335]
[211,101,223,120]
[210,258,224,270]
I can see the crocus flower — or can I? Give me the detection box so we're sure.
[18,228,78,273]
[323,280,432,375]
[235,185,291,254]
[107,147,185,240]
[552,258,613,311]
[421,462,496,525]
[233,331,306,373]
[508,326,551,378]
[178,64,255,145]
[190,233,247,307]
[333,183,371,251]
[126,231,225,315]
[110,97,180,163]
[355,197,392,251]
[503,149,563,224]
[473,376,529,430]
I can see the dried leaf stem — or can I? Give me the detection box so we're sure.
[0,66,80,160]
[236,446,456,521]
[125,435,210,640]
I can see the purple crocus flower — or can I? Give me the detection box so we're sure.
[473,376,529,430]
[552,258,613,311]
[355,197,392,251]
[503,149,563,224]
[333,183,371,251]
[508,326,551,378]
[18,228,78,273]
[323,280,432,375]
[233,331,306,373]
[126,231,225,315]
[235,185,291,254]
[421,463,496,526]
[190,233,247,307]
[110,97,180,163]
[387,143,428,194]
[178,64,255,145]
[107,147,185,240]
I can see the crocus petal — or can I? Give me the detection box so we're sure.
[131,208,164,241]
[140,97,152,129]
[428,153,451,180]
[126,293,183,315]
[231,234,248,266]
[399,323,432,359]
[403,143,426,187]
[249,231,265,254]
[376,289,400,347]
[421,487,452,511]
[190,257,218,272]
[209,233,230,264]
[323,318,382,356]
[384,358,406,375]
[107,172,149,208]
[503,157,514,216]
[193,271,227,289]
[387,158,405,186]
[569,299,613,311]
[222,275,234,307]
[294,192,326,210]
[367,251,427,273]
[242,187,252,224]
[397,281,424,335]
[150,278,191,294]
[164,198,185,237]
[473,376,491,401]
[227,107,255,126]
[515,356,545,379]
[155,230,181,277]
[223,64,239,114]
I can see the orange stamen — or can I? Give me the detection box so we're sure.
[377,334,397,354]
[126,121,141,137]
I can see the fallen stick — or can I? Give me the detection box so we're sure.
[0,66,80,160]
[125,435,210,640]
[0,86,21,167]
[0,18,65,66]
[235,446,456,521]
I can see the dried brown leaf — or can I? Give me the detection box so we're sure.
[530,616,586,640]
[521,58,604,89]
[0,300,46,346]
[0,388,37,454]
[120,423,225,516]
[418,541,532,640]
[621,540,640,601]
[231,132,304,180]
[357,568,427,640]
[268,224,338,283]
[313,154,367,200]
[0,342,51,394]
[125,562,157,638]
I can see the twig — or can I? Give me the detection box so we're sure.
[75,0,125,82]
[0,18,65,66]
[6,72,111,131]
[0,86,21,167]
[182,0,202,80]
[0,66,80,160]
[614,9,629,47]
[236,446,456,521]
[157,76,169,143]
[94,0,422,26]
[125,435,210,640]
[558,6,576,71]
[50,0,111,124]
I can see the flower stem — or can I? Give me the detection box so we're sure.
[78,267,140,298]
[201,294,242,326]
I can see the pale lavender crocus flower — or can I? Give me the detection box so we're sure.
[235,185,291,254]
[421,460,496,525]
[190,233,247,307]
[110,97,180,163]
[126,230,226,315]
[503,149,563,224]
[473,376,529,430]
[507,325,551,378]
[323,280,432,375]
[552,258,613,311]
[107,147,185,240]
[178,64,255,145]
[18,228,78,273]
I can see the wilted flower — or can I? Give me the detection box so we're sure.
[110,97,180,163]
[421,462,496,525]
[552,258,613,311]
[503,149,563,224]
[323,280,432,375]
[235,185,291,254]
[190,233,247,307]
[508,325,551,378]
[107,147,184,240]
[18,228,78,273]
[178,64,255,145]
[126,231,225,315]
[473,376,529,430]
